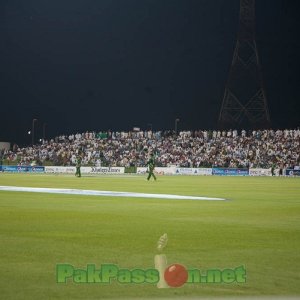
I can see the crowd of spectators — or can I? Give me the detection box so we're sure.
[1,129,300,169]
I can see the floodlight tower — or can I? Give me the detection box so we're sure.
[218,0,271,129]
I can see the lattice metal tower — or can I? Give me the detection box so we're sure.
[218,0,271,129]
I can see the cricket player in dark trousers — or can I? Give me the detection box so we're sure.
[75,155,82,177]
[146,154,157,181]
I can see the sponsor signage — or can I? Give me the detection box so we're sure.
[83,167,125,174]
[175,168,212,176]
[45,166,76,174]
[137,167,175,175]
[1,165,45,173]
[212,168,249,176]
[45,166,124,174]
[249,168,272,176]
[285,169,300,176]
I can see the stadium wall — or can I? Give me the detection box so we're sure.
[1,166,299,176]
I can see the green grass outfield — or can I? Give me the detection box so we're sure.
[0,173,300,299]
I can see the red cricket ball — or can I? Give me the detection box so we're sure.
[164,263,188,287]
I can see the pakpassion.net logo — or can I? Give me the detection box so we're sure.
[56,234,246,288]
[56,263,246,287]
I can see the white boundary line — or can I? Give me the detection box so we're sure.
[0,186,227,201]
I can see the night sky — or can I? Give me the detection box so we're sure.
[0,0,299,145]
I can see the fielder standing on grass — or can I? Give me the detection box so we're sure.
[146,153,157,181]
[75,154,82,177]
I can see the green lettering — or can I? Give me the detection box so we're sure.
[87,264,101,283]
[206,269,221,283]
[131,269,145,284]
[56,264,74,283]
[74,269,87,283]
[187,269,200,283]
[101,264,118,283]
[145,269,159,284]
[222,269,235,283]
[118,269,131,283]
[235,266,246,283]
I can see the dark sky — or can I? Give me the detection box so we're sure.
[0,0,299,145]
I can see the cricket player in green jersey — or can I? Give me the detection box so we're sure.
[75,155,82,177]
[146,153,157,181]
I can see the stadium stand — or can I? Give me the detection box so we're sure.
[1,129,299,169]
